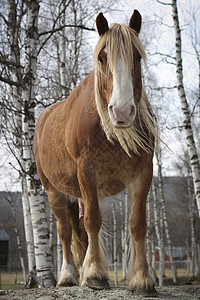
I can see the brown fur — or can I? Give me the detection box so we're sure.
[34,10,157,295]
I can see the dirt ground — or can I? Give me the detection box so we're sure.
[1,284,200,300]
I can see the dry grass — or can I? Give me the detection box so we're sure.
[0,272,25,290]
[1,268,199,290]
[108,268,200,287]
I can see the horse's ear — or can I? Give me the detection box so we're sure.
[129,10,142,34]
[96,12,109,36]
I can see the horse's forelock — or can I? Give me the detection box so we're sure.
[93,24,157,156]
[94,23,146,74]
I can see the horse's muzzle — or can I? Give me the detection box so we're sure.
[108,104,135,128]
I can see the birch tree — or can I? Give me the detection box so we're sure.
[21,0,55,287]
[156,145,177,283]
[119,199,125,279]
[1,0,37,286]
[146,192,158,283]
[124,192,129,284]
[22,177,37,288]
[187,176,196,278]
[49,209,57,270]
[146,193,152,267]
[171,0,200,217]
[57,222,63,278]
[59,0,67,99]
[112,203,118,287]
[152,178,164,286]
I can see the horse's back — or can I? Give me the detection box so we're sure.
[34,72,96,196]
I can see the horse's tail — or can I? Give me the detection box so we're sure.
[68,200,88,271]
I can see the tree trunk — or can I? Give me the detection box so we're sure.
[59,0,67,98]
[22,177,37,288]
[172,0,200,217]
[57,221,62,279]
[6,0,37,286]
[146,193,152,267]
[124,191,129,284]
[152,178,164,286]
[22,0,55,287]
[119,199,125,279]
[146,192,158,282]
[112,203,118,287]
[156,147,177,283]
[71,0,81,89]
[187,176,195,278]
[49,209,57,271]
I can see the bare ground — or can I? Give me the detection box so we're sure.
[0,284,200,300]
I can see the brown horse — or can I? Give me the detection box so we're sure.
[34,10,157,296]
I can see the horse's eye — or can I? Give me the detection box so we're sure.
[98,56,104,64]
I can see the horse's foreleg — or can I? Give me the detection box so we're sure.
[78,167,109,290]
[48,191,78,286]
[128,161,157,296]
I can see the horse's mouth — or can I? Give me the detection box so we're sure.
[114,124,132,130]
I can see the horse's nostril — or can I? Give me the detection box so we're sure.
[117,121,125,125]
[109,105,113,113]
[130,105,135,116]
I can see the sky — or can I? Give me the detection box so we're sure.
[0,0,199,191]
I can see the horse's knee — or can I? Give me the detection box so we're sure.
[84,211,102,234]
[58,222,72,244]
[130,216,147,242]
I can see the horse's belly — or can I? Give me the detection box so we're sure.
[97,177,125,198]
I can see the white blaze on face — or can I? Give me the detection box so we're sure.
[108,56,136,129]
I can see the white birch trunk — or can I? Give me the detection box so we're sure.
[124,192,129,284]
[172,0,200,217]
[71,0,80,89]
[21,177,37,287]
[60,0,67,98]
[156,147,177,283]
[119,199,125,279]
[22,0,55,287]
[152,178,164,286]
[6,1,37,286]
[57,221,62,278]
[159,210,165,287]
[187,176,195,278]
[146,193,151,267]
[112,203,118,287]
[49,209,57,270]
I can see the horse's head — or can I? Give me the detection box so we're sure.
[94,10,146,130]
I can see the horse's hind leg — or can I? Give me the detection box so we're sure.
[48,190,78,286]
[68,200,88,271]
[128,160,157,296]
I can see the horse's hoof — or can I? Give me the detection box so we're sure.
[133,286,158,297]
[57,281,77,287]
[86,278,110,290]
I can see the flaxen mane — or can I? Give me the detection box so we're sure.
[94,23,158,155]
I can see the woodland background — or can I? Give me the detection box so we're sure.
[0,0,200,289]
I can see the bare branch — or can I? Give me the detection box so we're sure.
[156,0,172,5]
[39,24,95,37]
[38,24,95,55]
[0,54,23,69]
[0,75,22,87]
[0,13,8,25]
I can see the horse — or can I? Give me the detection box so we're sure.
[34,10,158,296]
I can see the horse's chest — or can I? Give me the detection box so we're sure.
[93,149,136,197]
